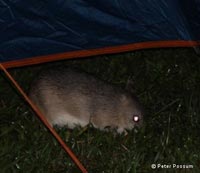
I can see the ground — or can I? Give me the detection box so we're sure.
[0,48,200,173]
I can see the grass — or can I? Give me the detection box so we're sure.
[0,48,200,173]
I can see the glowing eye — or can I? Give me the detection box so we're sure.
[133,115,140,122]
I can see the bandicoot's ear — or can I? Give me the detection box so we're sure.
[120,94,127,102]
[125,76,135,93]
[120,94,130,106]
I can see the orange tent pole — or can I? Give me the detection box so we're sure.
[2,40,200,69]
[0,63,88,173]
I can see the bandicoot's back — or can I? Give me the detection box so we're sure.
[29,68,143,133]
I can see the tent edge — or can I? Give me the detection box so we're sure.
[1,40,200,69]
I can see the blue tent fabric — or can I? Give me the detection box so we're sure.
[0,0,200,63]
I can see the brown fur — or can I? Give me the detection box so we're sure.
[29,67,144,133]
